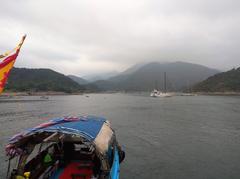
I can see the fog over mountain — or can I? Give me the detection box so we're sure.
[0,0,240,76]
[82,71,119,82]
[68,75,88,85]
[91,62,219,91]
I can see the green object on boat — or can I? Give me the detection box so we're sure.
[44,153,52,163]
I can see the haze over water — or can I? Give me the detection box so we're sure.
[0,93,240,179]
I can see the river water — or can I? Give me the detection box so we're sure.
[0,93,240,179]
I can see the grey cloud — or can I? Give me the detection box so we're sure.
[0,0,240,76]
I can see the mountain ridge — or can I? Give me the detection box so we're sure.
[5,67,85,93]
[4,61,221,93]
[193,67,240,92]
[93,61,220,91]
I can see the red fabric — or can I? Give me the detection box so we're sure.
[59,162,93,179]
[0,50,19,69]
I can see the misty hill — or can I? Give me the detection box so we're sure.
[193,68,240,92]
[83,71,119,82]
[68,75,88,85]
[93,61,220,91]
[5,68,85,93]
[121,63,146,75]
[89,80,117,91]
[67,75,102,92]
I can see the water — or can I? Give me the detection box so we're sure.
[0,94,240,179]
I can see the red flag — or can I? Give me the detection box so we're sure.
[0,35,26,94]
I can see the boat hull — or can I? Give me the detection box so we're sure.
[150,92,173,97]
[5,116,125,179]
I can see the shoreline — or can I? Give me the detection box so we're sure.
[1,91,84,96]
[2,91,240,96]
[195,92,240,96]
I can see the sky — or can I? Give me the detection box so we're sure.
[0,0,240,76]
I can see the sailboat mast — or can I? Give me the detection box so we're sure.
[164,72,166,93]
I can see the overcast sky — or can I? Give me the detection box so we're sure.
[0,0,240,76]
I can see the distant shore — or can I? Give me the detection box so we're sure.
[1,91,84,96]
[195,92,240,96]
[2,91,240,96]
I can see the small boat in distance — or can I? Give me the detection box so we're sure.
[40,96,49,100]
[150,72,172,97]
[5,116,125,179]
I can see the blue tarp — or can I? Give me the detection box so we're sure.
[9,116,106,143]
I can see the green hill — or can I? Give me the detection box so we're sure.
[5,68,85,93]
[193,68,240,92]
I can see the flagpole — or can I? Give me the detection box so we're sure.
[0,35,27,59]
[16,35,27,52]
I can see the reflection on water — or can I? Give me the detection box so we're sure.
[0,94,240,179]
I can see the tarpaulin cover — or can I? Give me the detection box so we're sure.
[8,116,106,144]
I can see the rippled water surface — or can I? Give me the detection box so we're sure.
[0,94,240,179]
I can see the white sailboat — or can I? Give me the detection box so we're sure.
[150,72,172,97]
[150,89,172,97]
